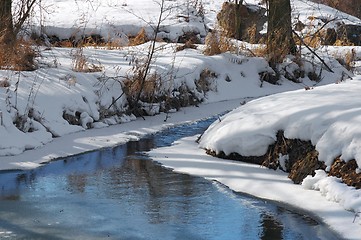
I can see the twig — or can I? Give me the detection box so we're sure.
[108,92,125,110]
[353,211,360,223]
[292,30,334,73]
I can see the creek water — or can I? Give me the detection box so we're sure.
[0,118,342,240]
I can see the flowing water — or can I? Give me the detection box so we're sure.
[0,118,342,239]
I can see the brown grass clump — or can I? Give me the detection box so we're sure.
[246,24,258,44]
[129,28,148,46]
[266,29,295,64]
[203,30,235,56]
[0,39,37,71]
[124,71,160,103]
[334,48,356,72]
[299,33,322,48]
[71,48,103,73]
[334,38,354,47]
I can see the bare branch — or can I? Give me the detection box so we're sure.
[14,0,38,35]
[292,30,334,73]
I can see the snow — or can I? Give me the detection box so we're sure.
[0,99,243,170]
[1,0,361,239]
[149,136,361,240]
[199,77,361,169]
[1,42,344,156]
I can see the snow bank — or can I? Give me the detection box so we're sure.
[26,0,361,45]
[29,0,209,43]
[303,170,361,215]
[199,77,361,170]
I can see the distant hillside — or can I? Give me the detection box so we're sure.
[311,0,361,19]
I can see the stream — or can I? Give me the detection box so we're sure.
[0,117,342,239]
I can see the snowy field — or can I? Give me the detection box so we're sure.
[1,0,361,239]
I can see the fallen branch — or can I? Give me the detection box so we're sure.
[292,30,334,73]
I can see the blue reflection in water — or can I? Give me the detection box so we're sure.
[0,117,342,240]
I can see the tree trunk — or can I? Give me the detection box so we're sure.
[0,0,15,45]
[267,0,296,67]
[234,0,243,39]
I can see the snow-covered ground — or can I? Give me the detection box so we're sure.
[2,43,344,156]
[1,0,361,239]
[2,0,356,158]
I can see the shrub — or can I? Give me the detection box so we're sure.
[0,39,37,71]
[124,72,159,103]
[334,48,356,72]
[203,30,234,56]
[129,28,148,46]
[71,48,103,73]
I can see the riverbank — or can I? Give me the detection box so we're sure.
[149,135,361,240]
[0,98,243,171]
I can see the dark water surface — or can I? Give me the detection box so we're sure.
[0,118,342,239]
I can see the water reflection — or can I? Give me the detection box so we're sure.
[260,213,283,240]
[0,118,343,240]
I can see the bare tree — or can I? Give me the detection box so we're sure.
[13,0,37,35]
[233,0,243,39]
[122,0,177,116]
[0,0,37,70]
[266,0,297,67]
[0,0,14,45]
[0,0,37,44]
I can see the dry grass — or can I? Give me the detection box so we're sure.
[246,24,258,44]
[129,28,148,46]
[334,48,356,72]
[312,0,361,19]
[124,71,160,103]
[266,29,295,64]
[0,39,37,71]
[71,48,103,73]
[203,30,235,56]
[299,33,322,48]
